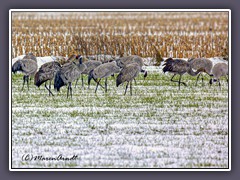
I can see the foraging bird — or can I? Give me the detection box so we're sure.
[115,55,148,79]
[54,55,87,98]
[68,54,89,64]
[116,63,141,95]
[162,58,204,90]
[23,52,37,62]
[54,56,67,65]
[12,59,38,90]
[67,54,77,61]
[58,54,91,87]
[75,60,102,88]
[88,61,121,93]
[34,61,61,96]
[209,63,228,90]
[54,56,70,66]
[56,54,83,66]
[188,58,213,86]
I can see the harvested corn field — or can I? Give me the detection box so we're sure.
[11,11,229,59]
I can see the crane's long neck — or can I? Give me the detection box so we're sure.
[187,64,202,76]
[79,56,82,64]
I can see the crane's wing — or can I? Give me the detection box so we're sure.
[21,59,38,74]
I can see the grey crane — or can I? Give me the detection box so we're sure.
[162,58,204,90]
[209,63,228,90]
[88,61,121,93]
[75,60,102,88]
[12,59,38,91]
[23,52,37,62]
[34,61,61,96]
[56,54,84,66]
[115,55,148,80]
[58,55,94,88]
[55,55,75,66]
[54,55,87,98]
[67,54,77,61]
[188,58,213,86]
[116,62,141,95]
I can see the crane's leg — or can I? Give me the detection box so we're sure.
[45,81,54,96]
[170,74,187,88]
[95,78,102,93]
[44,82,49,96]
[88,76,97,89]
[69,82,73,98]
[170,74,176,81]
[105,77,108,93]
[178,75,182,90]
[82,74,84,88]
[218,79,221,90]
[91,78,104,90]
[26,76,29,90]
[22,75,26,91]
[195,73,204,86]
[209,78,213,87]
[180,77,187,86]
[88,76,93,89]
[49,80,53,96]
[75,78,79,88]
[130,81,132,96]
[124,82,129,95]
[67,83,70,98]
[225,75,228,84]
[134,78,137,85]
[201,73,204,87]
[195,73,201,86]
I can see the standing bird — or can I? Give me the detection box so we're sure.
[209,63,228,90]
[116,63,141,95]
[188,58,213,86]
[55,55,74,66]
[88,61,121,93]
[23,52,37,62]
[67,54,77,61]
[162,58,204,90]
[115,55,148,80]
[54,55,87,98]
[34,61,61,96]
[75,60,102,88]
[12,59,38,90]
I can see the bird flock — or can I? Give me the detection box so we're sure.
[12,53,229,98]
